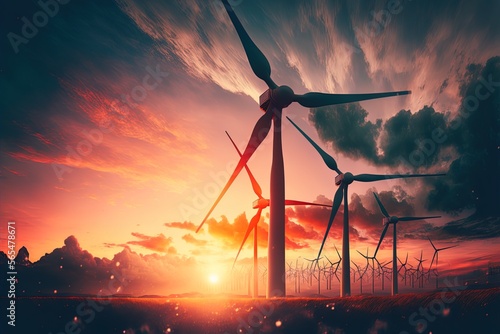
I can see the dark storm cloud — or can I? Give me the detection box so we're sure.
[309,104,449,167]
[401,216,500,242]
[310,56,500,217]
[425,57,500,216]
[309,103,381,162]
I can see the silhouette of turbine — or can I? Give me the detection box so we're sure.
[286,117,445,296]
[226,131,331,298]
[197,0,412,297]
[428,237,458,289]
[372,192,440,295]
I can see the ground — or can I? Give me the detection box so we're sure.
[5,287,500,334]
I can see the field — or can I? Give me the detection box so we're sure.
[6,287,500,334]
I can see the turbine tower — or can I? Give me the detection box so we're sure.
[372,192,440,295]
[197,0,412,297]
[428,237,458,289]
[286,118,444,296]
[227,131,331,298]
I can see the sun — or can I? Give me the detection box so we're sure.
[208,274,219,284]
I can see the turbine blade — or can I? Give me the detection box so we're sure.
[398,216,441,221]
[225,131,263,198]
[373,192,390,218]
[354,173,446,182]
[429,251,437,271]
[196,108,273,232]
[438,245,459,251]
[286,116,341,174]
[233,207,263,268]
[357,250,368,259]
[293,90,411,108]
[427,237,437,251]
[221,0,276,88]
[334,245,341,259]
[373,223,390,258]
[284,199,332,207]
[317,185,344,259]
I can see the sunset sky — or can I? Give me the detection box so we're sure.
[1,0,499,294]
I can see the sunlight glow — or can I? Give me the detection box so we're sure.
[209,274,219,284]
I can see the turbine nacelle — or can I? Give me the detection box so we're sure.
[383,216,399,225]
[335,172,354,186]
[260,86,295,110]
[253,198,270,209]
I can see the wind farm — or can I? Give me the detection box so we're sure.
[3,0,500,333]
[196,0,412,298]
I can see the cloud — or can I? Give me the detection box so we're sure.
[309,56,500,217]
[127,232,177,254]
[206,214,254,249]
[309,103,381,163]
[13,235,200,296]
[309,104,449,167]
[182,233,208,246]
[429,216,500,241]
[1,0,209,192]
[165,221,198,232]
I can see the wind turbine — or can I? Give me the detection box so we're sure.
[414,251,427,288]
[286,118,445,296]
[351,260,368,295]
[372,192,441,295]
[325,246,342,292]
[379,261,392,291]
[398,253,410,286]
[428,237,458,289]
[226,131,331,298]
[358,249,381,294]
[196,0,413,297]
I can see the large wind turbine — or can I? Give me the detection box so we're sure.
[428,237,458,289]
[197,0,412,297]
[372,193,441,295]
[286,117,445,296]
[227,131,331,298]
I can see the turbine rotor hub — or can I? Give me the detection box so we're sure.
[343,172,354,184]
[252,198,269,209]
[390,216,399,224]
[271,85,294,108]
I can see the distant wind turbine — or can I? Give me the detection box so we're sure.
[286,117,445,296]
[414,251,427,288]
[428,237,458,289]
[372,192,441,295]
[197,0,412,297]
[358,248,381,294]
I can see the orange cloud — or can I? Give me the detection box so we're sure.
[127,232,176,254]
[165,221,198,232]
[182,234,208,246]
